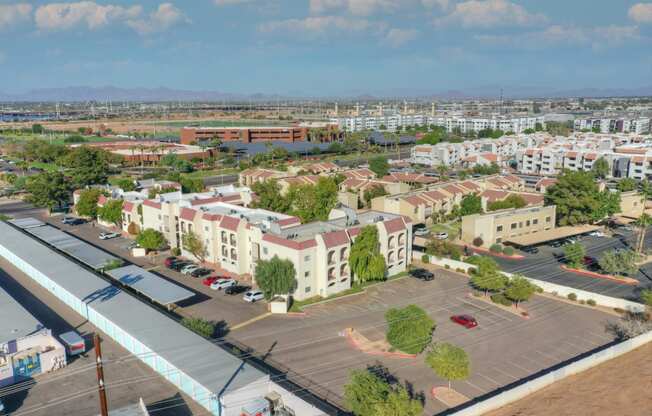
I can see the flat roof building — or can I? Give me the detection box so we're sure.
[180,125,339,145]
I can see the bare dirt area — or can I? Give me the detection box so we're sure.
[485,341,652,416]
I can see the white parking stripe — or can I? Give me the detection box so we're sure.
[463,380,488,394]
[476,372,502,387]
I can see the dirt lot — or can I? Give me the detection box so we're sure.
[485,341,652,416]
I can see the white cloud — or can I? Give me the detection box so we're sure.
[476,25,640,49]
[309,0,409,16]
[259,15,380,35]
[629,3,652,23]
[0,3,33,30]
[34,1,142,31]
[383,28,418,47]
[434,0,547,28]
[421,0,449,10]
[213,0,256,5]
[127,3,187,35]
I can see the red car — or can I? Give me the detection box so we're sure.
[164,257,178,267]
[450,315,478,328]
[582,256,596,266]
[202,276,220,287]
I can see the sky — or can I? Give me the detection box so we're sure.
[2,0,652,96]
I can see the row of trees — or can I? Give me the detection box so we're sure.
[564,241,642,276]
[467,256,538,307]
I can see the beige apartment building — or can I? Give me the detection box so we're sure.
[461,205,557,248]
[141,196,412,300]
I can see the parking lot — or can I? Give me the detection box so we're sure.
[44,216,268,330]
[493,229,652,301]
[0,258,204,416]
[231,270,617,415]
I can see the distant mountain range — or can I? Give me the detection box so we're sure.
[1,85,651,102]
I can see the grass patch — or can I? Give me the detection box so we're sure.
[288,271,409,312]
[430,221,461,236]
[181,168,239,179]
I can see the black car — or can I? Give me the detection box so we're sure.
[225,285,250,295]
[549,240,563,248]
[521,246,539,254]
[410,268,434,281]
[170,261,192,271]
[68,218,86,226]
[190,268,212,278]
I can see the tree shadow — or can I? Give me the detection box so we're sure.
[213,319,230,338]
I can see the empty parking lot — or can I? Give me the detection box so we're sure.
[231,270,617,415]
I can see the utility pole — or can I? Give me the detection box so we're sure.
[94,334,109,416]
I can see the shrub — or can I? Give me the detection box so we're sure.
[586,299,597,306]
[181,317,215,338]
[502,246,515,256]
[472,237,483,247]
[456,268,465,274]
[385,305,435,354]
[579,299,586,305]
[614,307,625,314]
[567,293,577,301]
[490,293,512,306]
[127,222,139,235]
[421,254,430,263]
[444,264,450,269]
[489,243,503,253]
[171,247,181,256]
[535,286,544,293]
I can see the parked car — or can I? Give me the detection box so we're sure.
[450,315,478,329]
[202,276,220,286]
[434,232,448,240]
[243,290,264,303]
[521,246,539,254]
[190,268,212,278]
[582,256,597,266]
[170,261,192,271]
[414,228,430,237]
[410,268,434,281]
[164,257,178,267]
[99,232,120,240]
[210,278,237,291]
[588,231,606,238]
[180,264,200,275]
[63,217,85,225]
[0,398,5,415]
[549,240,563,248]
[225,285,250,295]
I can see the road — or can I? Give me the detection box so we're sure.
[493,229,652,301]
[202,174,238,187]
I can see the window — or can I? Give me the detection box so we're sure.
[263,247,268,255]
[304,255,311,262]
[511,223,517,230]
[546,216,551,223]
[204,226,209,232]
[526,220,530,227]
[304,271,310,278]
[496,225,503,232]
[305,286,311,293]
[519,222,523,228]
[533,219,538,225]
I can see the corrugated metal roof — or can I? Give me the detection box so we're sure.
[26,225,120,270]
[0,221,267,394]
[0,285,43,345]
[106,265,194,306]
[8,217,46,229]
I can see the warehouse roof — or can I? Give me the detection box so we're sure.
[0,222,267,394]
[9,217,46,229]
[106,265,194,306]
[0,285,43,345]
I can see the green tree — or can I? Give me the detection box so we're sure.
[181,317,215,338]
[31,124,45,134]
[468,256,506,294]
[369,156,389,177]
[425,342,470,389]
[251,180,292,213]
[349,225,386,283]
[344,370,390,416]
[115,178,136,191]
[179,177,204,193]
[25,172,71,212]
[62,147,111,188]
[290,177,339,222]
[617,178,637,192]
[385,305,435,354]
[640,289,652,309]
[254,255,297,300]
[504,275,537,307]
[362,184,388,208]
[459,193,483,216]
[136,228,167,251]
[563,242,586,268]
[76,188,105,219]
[591,157,610,179]
[487,194,527,211]
[182,230,207,263]
[148,186,179,199]
[545,170,619,225]
[634,213,652,254]
[98,199,124,227]
[598,249,639,276]
[374,387,422,416]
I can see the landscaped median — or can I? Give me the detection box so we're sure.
[560,265,639,286]
[466,244,525,260]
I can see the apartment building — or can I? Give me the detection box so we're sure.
[574,117,651,134]
[330,114,544,134]
[143,198,411,300]
[239,168,288,187]
[461,205,557,248]
[410,136,522,167]
[371,175,524,224]
[339,177,410,208]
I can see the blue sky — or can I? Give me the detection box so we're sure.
[2,0,652,96]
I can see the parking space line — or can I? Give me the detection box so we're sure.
[476,372,502,387]
[492,366,519,381]
[231,312,272,331]
[503,360,535,375]
[534,348,563,362]
[463,380,488,394]
[459,297,514,322]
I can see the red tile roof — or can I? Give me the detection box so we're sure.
[262,234,317,250]
[122,201,134,213]
[220,216,241,231]
[422,190,448,202]
[143,200,161,209]
[180,207,197,221]
[536,178,558,188]
[322,230,350,248]
[403,195,427,207]
[460,181,481,192]
[202,213,223,221]
[97,195,108,206]
[277,217,302,227]
[383,217,406,234]
[584,153,597,161]
[480,189,509,202]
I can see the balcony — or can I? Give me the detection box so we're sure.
[327,250,336,266]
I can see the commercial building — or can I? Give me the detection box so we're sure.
[0,222,326,416]
[180,123,340,145]
[0,285,66,388]
[75,141,212,165]
[460,205,557,248]
[142,197,412,300]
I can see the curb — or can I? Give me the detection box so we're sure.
[345,328,416,359]
[466,292,530,319]
[560,266,639,286]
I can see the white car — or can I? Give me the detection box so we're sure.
[210,278,236,291]
[414,228,430,237]
[243,290,264,303]
[180,264,200,275]
[99,232,120,240]
[434,232,449,240]
[588,231,606,238]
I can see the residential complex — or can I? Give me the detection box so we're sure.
[410,135,532,167]
[516,132,652,179]
[330,114,544,134]
[574,117,651,134]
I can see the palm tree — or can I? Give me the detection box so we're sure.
[634,213,652,254]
